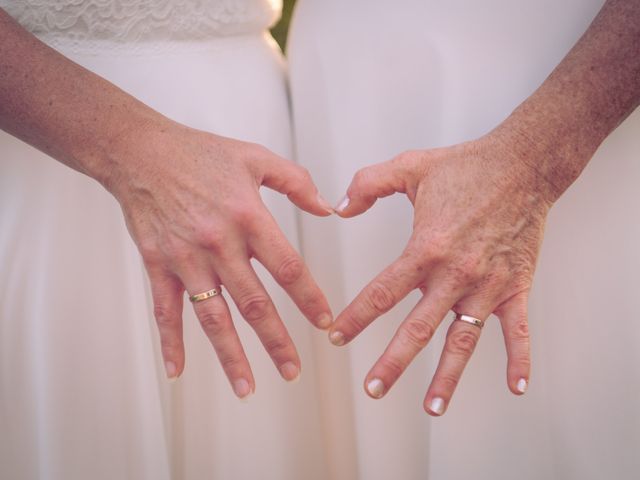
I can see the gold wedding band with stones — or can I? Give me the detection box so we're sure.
[189,287,222,303]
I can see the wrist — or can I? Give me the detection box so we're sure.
[491,102,592,205]
[77,107,171,197]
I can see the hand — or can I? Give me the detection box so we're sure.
[330,128,553,415]
[106,119,333,398]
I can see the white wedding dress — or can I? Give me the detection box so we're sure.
[0,2,335,479]
[289,1,640,479]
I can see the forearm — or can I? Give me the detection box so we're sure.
[0,8,164,188]
[501,0,640,201]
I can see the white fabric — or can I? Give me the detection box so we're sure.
[288,1,640,479]
[0,0,281,53]
[0,2,334,479]
[2,1,640,479]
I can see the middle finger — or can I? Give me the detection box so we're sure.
[217,256,301,382]
[363,288,456,399]
[423,303,491,416]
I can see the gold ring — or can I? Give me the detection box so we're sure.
[453,312,485,329]
[189,287,222,303]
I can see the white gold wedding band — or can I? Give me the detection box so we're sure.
[453,312,485,329]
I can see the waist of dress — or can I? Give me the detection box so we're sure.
[37,28,276,56]
[4,2,280,56]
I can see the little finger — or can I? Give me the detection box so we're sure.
[496,291,531,395]
[148,268,186,381]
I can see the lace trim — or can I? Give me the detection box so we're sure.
[1,1,282,47]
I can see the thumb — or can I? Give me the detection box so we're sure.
[259,150,333,217]
[335,153,415,218]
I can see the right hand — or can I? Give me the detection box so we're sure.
[104,118,333,398]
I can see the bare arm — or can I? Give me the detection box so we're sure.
[330,0,640,414]
[503,0,640,201]
[0,9,334,396]
[0,8,158,188]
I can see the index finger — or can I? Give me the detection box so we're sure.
[330,251,425,346]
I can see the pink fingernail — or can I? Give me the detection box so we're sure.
[329,330,345,346]
[366,378,385,399]
[335,195,350,213]
[233,378,252,399]
[316,313,333,330]
[279,362,300,382]
[317,193,335,214]
[165,361,177,381]
[429,397,445,416]
[516,378,528,394]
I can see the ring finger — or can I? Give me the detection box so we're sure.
[181,270,255,399]
[423,304,489,416]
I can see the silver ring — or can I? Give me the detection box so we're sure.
[189,287,222,303]
[453,312,485,329]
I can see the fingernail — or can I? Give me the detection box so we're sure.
[317,193,335,214]
[516,378,528,394]
[165,361,178,381]
[279,362,300,382]
[366,378,386,399]
[316,313,333,330]
[429,397,445,416]
[329,330,345,346]
[335,195,350,213]
[233,378,252,399]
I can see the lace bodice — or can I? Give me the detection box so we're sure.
[1,1,282,51]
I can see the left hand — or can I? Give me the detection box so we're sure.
[330,128,554,415]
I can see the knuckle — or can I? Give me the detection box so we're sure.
[512,354,531,369]
[153,303,176,328]
[400,243,429,272]
[219,354,243,373]
[379,355,405,378]
[437,373,460,392]
[449,257,483,286]
[161,239,193,265]
[297,291,323,316]
[446,329,478,357]
[195,225,227,254]
[341,310,368,335]
[295,166,313,183]
[392,150,417,168]
[400,319,436,349]
[275,255,305,286]
[160,336,179,353]
[139,240,162,265]
[244,142,270,160]
[511,318,530,341]
[420,234,449,266]
[263,336,290,357]
[351,167,372,191]
[238,295,271,323]
[366,281,396,315]
[229,203,260,230]
[198,309,227,336]
[283,164,312,193]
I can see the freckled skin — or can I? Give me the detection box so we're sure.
[0,8,334,393]
[331,0,640,415]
